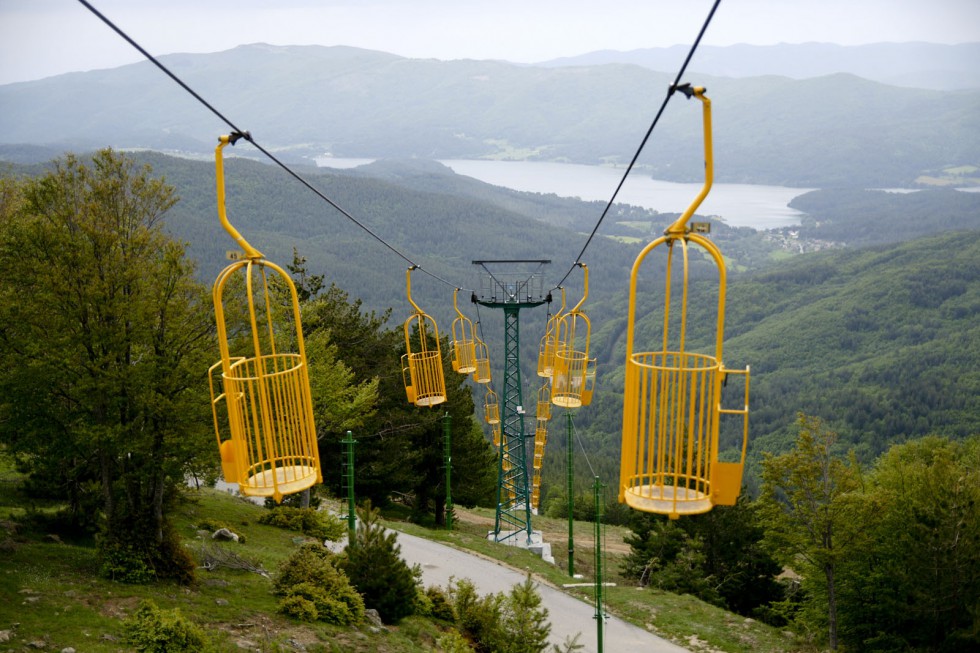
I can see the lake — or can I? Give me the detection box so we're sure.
[316,157,813,230]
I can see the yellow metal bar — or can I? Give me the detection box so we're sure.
[665,88,713,237]
[405,266,423,315]
[568,263,590,313]
[215,136,263,260]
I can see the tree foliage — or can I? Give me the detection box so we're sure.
[834,436,980,651]
[0,150,214,580]
[757,414,864,649]
[342,499,420,624]
[450,575,552,653]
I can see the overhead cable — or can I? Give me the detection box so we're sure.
[76,0,461,290]
[554,0,723,289]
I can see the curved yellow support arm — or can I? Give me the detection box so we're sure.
[665,87,713,237]
[569,263,590,313]
[406,266,423,314]
[453,287,465,318]
[216,134,263,260]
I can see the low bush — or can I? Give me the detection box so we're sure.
[123,599,213,653]
[258,506,345,541]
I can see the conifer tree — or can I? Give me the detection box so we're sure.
[342,499,419,623]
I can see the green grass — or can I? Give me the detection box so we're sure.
[0,473,808,653]
[0,486,450,653]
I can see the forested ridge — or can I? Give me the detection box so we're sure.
[3,44,980,187]
[2,150,979,652]
[5,152,978,473]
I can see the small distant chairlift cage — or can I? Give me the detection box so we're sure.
[472,337,492,384]
[619,86,750,519]
[208,133,322,503]
[402,266,447,407]
[451,288,477,374]
[484,388,501,425]
[537,288,565,378]
[536,382,552,422]
[551,264,597,409]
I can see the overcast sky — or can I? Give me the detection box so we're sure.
[2,0,979,85]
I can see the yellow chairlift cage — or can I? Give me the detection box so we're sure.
[618,87,750,519]
[472,337,492,384]
[491,422,502,448]
[401,266,447,407]
[537,287,566,378]
[484,388,501,425]
[536,383,552,422]
[531,467,543,512]
[530,419,547,511]
[533,419,548,468]
[551,264,594,409]
[451,288,477,374]
[208,133,322,503]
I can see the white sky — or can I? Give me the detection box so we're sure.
[2,0,979,85]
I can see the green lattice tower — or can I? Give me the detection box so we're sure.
[472,260,549,543]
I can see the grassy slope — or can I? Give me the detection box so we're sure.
[0,458,808,653]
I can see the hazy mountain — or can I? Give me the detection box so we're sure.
[540,42,980,91]
[1,43,978,188]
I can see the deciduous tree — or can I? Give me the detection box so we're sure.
[757,414,864,649]
[0,150,214,580]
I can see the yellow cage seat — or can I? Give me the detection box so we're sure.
[537,288,565,378]
[208,351,321,502]
[472,338,492,384]
[491,422,502,448]
[618,87,750,519]
[451,289,477,374]
[536,383,552,422]
[550,265,593,409]
[531,468,543,512]
[537,331,557,378]
[484,389,501,424]
[208,133,322,504]
[550,326,591,409]
[402,267,447,407]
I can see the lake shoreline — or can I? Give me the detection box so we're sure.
[317,157,813,230]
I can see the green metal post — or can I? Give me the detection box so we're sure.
[342,430,356,536]
[593,476,605,653]
[444,412,453,531]
[567,412,575,577]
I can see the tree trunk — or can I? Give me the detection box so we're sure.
[826,562,839,650]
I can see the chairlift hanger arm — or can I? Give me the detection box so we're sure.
[215,135,263,260]
[664,86,713,237]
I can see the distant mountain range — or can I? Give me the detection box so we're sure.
[1,43,978,188]
[539,42,980,91]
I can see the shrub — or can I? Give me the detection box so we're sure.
[273,543,364,625]
[449,576,552,653]
[98,525,195,585]
[278,594,318,622]
[123,599,213,653]
[99,539,156,584]
[437,629,476,653]
[426,585,456,622]
[258,506,345,541]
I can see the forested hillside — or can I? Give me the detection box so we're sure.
[3,147,979,653]
[2,44,979,187]
[5,152,977,483]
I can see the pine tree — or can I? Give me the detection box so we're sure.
[342,499,419,623]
